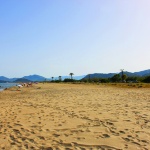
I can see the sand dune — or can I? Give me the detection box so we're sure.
[0,83,150,150]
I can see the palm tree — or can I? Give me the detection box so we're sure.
[120,69,124,82]
[69,73,74,79]
[59,76,61,81]
[51,77,54,81]
[88,74,91,81]
[122,74,127,81]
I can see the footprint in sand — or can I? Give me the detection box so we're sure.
[122,137,130,142]
[102,134,110,138]
[119,130,125,134]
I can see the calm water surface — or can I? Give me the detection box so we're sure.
[0,83,18,91]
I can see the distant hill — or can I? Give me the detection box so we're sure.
[14,78,31,83]
[0,76,19,82]
[118,71,138,77]
[9,78,19,82]
[83,69,150,79]
[0,76,10,82]
[0,69,150,82]
[134,69,150,76]
[23,75,45,81]
[83,73,115,79]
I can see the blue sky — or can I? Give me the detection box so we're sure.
[0,0,150,78]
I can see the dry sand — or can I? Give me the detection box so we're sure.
[0,83,150,150]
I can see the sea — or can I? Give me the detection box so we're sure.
[0,83,18,91]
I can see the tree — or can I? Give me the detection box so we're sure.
[63,78,74,82]
[122,74,127,81]
[59,76,62,81]
[69,73,74,79]
[111,74,121,82]
[126,76,138,82]
[100,78,109,83]
[92,78,99,82]
[143,76,150,83]
[88,74,91,82]
[51,77,54,81]
[120,69,124,82]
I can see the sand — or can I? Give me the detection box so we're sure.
[0,83,150,150]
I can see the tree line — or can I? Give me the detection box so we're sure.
[50,73,75,82]
[81,74,150,83]
[46,72,150,83]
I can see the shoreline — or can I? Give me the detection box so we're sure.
[0,83,19,91]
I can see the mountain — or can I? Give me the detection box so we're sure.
[0,76,10,82]
[14,78,31,83]
[83,73,115,79]
[134,69,150,76]
[0,76,19,82]
[118,71,138,77]
[83,72,138,80]
[23,75,45,82]
[0,69,150,82]
[83,69,150,80]
[0,75,46,82]
[9,78,19,82]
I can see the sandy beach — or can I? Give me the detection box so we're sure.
[0,83,150,150]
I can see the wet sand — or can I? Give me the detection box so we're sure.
[0,83,150,150]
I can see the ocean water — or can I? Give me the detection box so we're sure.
[0,83,18,91]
